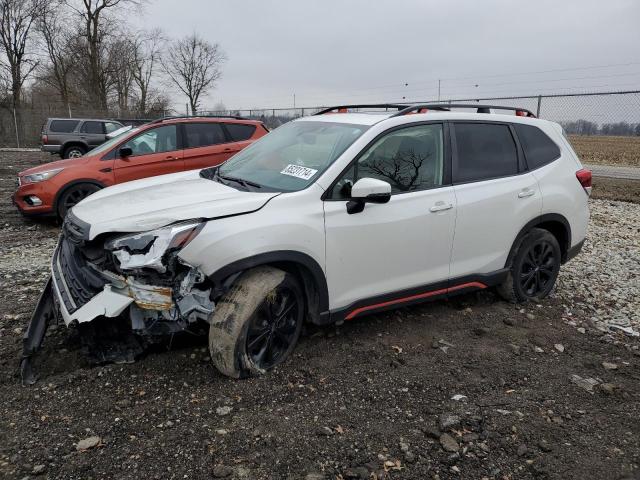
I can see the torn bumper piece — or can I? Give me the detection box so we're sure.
[51,256,174,326]
[20,277,55,385]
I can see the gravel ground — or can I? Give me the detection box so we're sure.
[1,152,640,480]
[556,199,640,334]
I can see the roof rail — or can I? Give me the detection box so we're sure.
[150,114,254,124]
[314,104,417,115]
[389,103,536,118]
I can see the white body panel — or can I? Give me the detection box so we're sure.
[324,188,456,309]
[179,184,326,278]
[71,169,279,238]
[532,124,590,248]
[450,173,542,277]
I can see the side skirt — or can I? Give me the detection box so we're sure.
[329,269,509,323]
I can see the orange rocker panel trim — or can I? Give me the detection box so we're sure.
[345,281,487,320]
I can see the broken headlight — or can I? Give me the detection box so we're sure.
[106,221,204,273]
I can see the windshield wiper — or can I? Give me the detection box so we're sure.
[218,174,262,189]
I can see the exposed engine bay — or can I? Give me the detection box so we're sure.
[21,213,216,384]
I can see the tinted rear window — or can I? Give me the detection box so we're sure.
[453,123,518,183]
[81,121,104,134]
[184,123,226,148]
[49,120,79,133]
[514,124,561,170]
[225,123,256,141]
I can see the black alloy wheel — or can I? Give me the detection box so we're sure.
[497,227,562,303]
[245,285,301,370]
[519,240,558,297]
[57,183,101,218]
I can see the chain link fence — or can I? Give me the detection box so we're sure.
[0,98,158,148]
[202,90,640,131]
[2,91,640,168]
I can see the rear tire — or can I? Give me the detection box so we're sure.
[497,228,561,303]
[63,145,86,159]
[56,183,101,219]
[209,266,304,378]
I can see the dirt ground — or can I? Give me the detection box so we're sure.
[591,176,640,204]
[1,152,639,480]
[568,135,640,167]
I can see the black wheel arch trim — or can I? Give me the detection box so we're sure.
[508,213,572,265]
[208,250,330,322]
[53,179,106,217]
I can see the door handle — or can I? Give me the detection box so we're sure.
[429,201,453,212]
[165,156,180,161]
[518,188,535,198]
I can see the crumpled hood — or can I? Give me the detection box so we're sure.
[71,169,280,239]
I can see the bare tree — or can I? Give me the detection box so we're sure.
[36,1,76,110]
[0,0,45,108]
[163,33,226,114]
[64,0,143,110]
[368,149,432,192]
[110,38,135,113]
[131,28,165,116]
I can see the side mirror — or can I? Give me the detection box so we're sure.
[119,146,133,158]
[347,177,391,214]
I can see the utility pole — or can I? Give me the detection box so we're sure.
[293,93,296,109]
[438,79,441,102]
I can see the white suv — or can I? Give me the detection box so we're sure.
[22,104,591,382]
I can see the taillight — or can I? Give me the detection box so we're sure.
[42,134,48,144]
[576,168,592,196]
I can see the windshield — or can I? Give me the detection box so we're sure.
[89,126,141,156]
[215,121,368,191]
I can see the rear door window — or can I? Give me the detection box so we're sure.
[81,121,105,134]
[49,120,79,133]
[453,123,518,183]
[514,124,561,170]
[184,123,227,148]
[224,123,256,141]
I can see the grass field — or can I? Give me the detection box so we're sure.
[569,135,640,167]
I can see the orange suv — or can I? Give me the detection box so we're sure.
[14,116,268,218]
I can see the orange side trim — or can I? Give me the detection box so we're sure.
[345,281,487,320]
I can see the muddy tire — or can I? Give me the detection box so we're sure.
[497,228,561,303]
[208,266,304,378]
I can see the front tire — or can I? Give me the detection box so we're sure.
[209,266,304,378]
[56,183,101,219]
[497,228,561,303]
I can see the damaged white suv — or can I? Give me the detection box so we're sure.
[22,104,591,383]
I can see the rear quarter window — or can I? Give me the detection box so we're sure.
[453,123,518,183]
[49,120,79,133]
[514,124,561,170]
[224,123,257,141]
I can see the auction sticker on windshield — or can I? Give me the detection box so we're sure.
[280,164,318,180]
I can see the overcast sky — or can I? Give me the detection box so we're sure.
[149,0,640,111]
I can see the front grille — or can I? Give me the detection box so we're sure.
[53,229,105,314]
[63,211,90,244]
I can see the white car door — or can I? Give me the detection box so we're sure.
[323,123,457,315]
[449,122,542,279]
